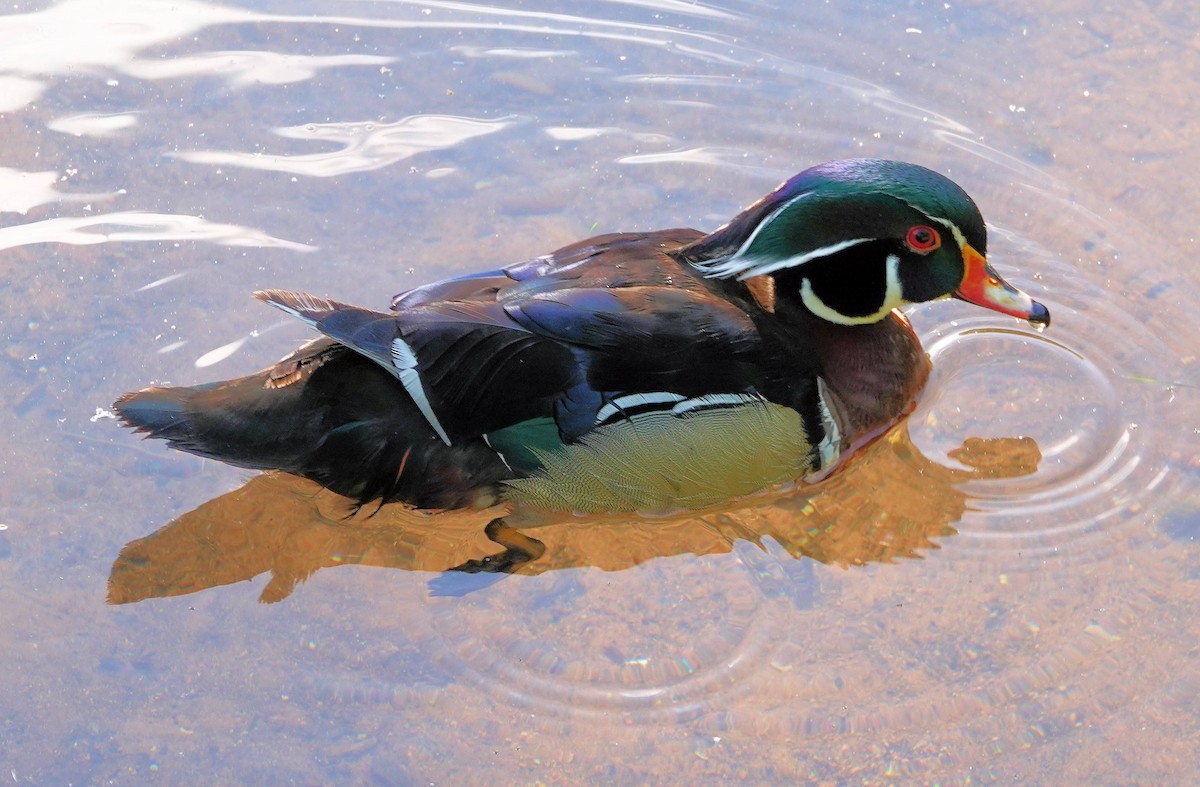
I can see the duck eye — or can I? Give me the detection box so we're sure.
[905,225,941,253]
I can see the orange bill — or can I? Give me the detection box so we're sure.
[954,244,1050,326]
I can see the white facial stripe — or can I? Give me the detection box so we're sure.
[700,237,873,280]
[739,237,873,280]
[391,337,452,446]
[926,214,968,251]
[800,253,904,325]
[697,190,875,280]
[732,192,810,258]
[885,193,975,259]
[886,199,969,253]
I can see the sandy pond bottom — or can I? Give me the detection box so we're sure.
[2,0,1200,782]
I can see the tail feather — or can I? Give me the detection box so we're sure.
[113,383,230,460]
[113,386,193,436]
[113,343,512,509]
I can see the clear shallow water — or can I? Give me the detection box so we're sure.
[3,0,1199,782]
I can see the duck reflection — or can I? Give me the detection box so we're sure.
[108,425,1039,604]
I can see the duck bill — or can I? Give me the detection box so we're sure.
[954,244,1050,327]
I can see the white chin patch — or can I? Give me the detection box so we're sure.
[800,253,905,325]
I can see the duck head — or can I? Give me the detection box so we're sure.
[682,159,1050,327]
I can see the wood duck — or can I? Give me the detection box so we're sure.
[115,159,1049,536]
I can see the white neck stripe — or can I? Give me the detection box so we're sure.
[700,236,872,280]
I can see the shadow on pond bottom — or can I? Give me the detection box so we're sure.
[109,423,1040,603]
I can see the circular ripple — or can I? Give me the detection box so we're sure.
[421,543,792,721]
[905,266,1183,565]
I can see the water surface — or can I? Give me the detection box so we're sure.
[3,0,1198,782]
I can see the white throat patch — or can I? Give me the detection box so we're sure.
[800,253,905,325]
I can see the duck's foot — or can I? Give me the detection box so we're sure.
[429,518,547,596]
[452,517,547,574]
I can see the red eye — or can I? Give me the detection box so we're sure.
[905,225,941,253]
